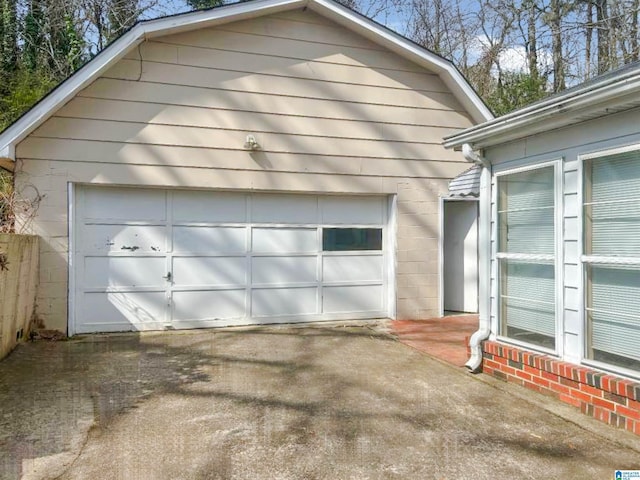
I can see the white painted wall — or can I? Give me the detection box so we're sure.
[484,105,640,368]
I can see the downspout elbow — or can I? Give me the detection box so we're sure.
[462,143,491,373]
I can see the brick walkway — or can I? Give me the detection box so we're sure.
[390,314,478,367]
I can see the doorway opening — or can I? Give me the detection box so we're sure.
[441,198,478,315]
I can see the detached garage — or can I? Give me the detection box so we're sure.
[0,0,491,335]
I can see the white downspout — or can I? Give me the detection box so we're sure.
[462,144,491,373]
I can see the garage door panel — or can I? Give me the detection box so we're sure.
[84,188,166,222]
[322,196,384,225]
[252,256,317,284]
[173,226,246,253]
[173,257,246,287]
[252,228,317,253]
[252,287,317,316]
[173,191,246,223]
[83,224,166,253]
[85,257,166,288]
[323,285,384,313]
[80,292,166,331]
[323,255,384,283]
[252,194,318,224]
[173,290,246,321]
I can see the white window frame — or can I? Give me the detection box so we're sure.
[578,144,640,379]
[493,159,563,355]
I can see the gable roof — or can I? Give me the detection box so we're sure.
[0,0,492,160]
[444,60,640,151]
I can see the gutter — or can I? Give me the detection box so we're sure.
[444,67,640,150]
[462,144,491,372]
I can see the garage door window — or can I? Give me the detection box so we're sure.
[322,228,382,251]
[583,148,640,373]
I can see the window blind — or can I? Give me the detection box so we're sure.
[584,151,640,370]
[498,165,556,350]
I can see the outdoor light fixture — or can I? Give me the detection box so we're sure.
[244,134,260,150]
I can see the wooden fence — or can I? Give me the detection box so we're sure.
[0,234,38,360]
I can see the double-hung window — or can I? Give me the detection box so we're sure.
[582,148,640,373]
[497,164,557,350]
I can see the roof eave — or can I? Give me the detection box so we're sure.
[444,68,640,150]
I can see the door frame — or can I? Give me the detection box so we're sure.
[438,196,479,317]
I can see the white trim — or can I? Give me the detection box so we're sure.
[67,183,76,336]
[438,196,445,317]
[576,140,640,161]
[581,255,640,265]
[0,0,491,155]
[386,194,397,320]
[494,158,563,355]
[495,335,559,357]
[578,146,640,374]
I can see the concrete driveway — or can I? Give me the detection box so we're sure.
[0,322,639,480]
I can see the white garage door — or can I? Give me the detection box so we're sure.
[72,186,392,334]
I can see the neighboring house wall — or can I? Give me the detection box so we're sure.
[14,9,474,332]
[483,105,640,434]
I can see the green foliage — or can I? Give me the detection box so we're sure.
[0,0,19,75]
[0,69,56,133]
[23,0,44,72]
[486,72,549,116]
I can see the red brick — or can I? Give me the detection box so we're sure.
[634,420,640,435]
[580,383,603,397]
[494,356,508,365]
[541,371,559,383]
[628,398,640,412]
[515,370,532,382]
[483,359,501,370]
[601,375,614,393]
[523,364,540,376]
[549,382,571,395]
[532,376,551,389]
[593,406,610,423]
[626,418,635,432]
[570,389,593,404]
[592,396,616,411]
[522,380,542,393]
[577,369,589,384]
[559,393,582,408]
[616,405,640,421]
[617,380,631,396]
[560,377,580,389]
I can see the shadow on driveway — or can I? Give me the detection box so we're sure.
[0,323,638,479]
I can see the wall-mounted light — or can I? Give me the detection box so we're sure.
[244,134,260,150]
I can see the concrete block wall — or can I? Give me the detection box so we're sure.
[483,341,640,436]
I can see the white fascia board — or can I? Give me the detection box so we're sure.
[309,0,493,124]
[141,0,305,38]
[444,68,640,150]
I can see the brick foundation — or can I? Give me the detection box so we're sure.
[482,341,640,435]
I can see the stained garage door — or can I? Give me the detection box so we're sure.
[71,186,392,334]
